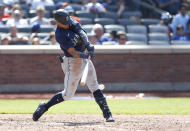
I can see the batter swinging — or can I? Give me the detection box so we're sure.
[32,9,114,122]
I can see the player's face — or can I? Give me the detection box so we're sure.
[56,21,69,29]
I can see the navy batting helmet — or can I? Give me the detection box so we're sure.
[54,9,71,25]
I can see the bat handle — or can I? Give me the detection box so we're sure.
[88,55,91,60]
[80,58,89,86]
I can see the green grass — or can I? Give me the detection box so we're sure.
[0,98,190,114]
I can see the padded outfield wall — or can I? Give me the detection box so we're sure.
[0,45,190,93]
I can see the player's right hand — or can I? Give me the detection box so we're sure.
[87,46,94,58]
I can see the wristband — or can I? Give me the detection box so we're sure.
[80,53,88,59]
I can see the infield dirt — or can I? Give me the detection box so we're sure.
[1,93,190,131]
[1,114,190,131]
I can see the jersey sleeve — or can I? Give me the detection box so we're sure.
[70,17,90,47]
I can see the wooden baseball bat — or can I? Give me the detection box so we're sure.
[80,58,89,86]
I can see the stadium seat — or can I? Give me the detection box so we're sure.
[22,11,29,18]
[148,33,169,41]
[29,10,50,18]
[128,41,147,45]
[38,33,50,39]
[106,5,117,12]
[127,33,147,43]
[82,24,94,33]
[0,26,10,33]
[171,40,190,45]
[121,11,142,18]
[71,0,81,4]
[20,4,30,12]
[102,32,110,38]
[99,11,118,19]
[127,25,147,35]
[45,6,55,17]
[149,40,170,45]
[118,18,139,26]
[40,26,54,33]
[54,0,70,3]
[9,41,28,45]
[76,11,97,20]
[70,4,82,11]
[104,25,125,33]
[102,41,117,45]
[40,41,52,45]
[94,18,115,26]
[45,5,55,12]
[87,32,95,38]
[1,17,8,24]
[79,18,93,25]
[18,33,30,37]
[141,18,160,26]
[149,25,168,34]
[17,26,32,33]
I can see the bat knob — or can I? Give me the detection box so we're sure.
[58,55,63,63]
[80,82,85,86]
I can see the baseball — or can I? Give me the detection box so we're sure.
[99,84,105,90]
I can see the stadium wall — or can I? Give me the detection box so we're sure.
[0,45,190,93]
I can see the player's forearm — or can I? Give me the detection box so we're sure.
[67,48,88,59]
[78,29,95,53]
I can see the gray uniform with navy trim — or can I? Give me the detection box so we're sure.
[61,57,98,100]
[55,17,99,100]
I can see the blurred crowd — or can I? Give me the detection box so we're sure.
[0,0,190,45]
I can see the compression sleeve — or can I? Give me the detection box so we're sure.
[78,29,90,47]
[70,17,91,47]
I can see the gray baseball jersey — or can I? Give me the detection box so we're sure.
[32,10,114,123]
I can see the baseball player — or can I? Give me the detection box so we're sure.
[32,9,114,122]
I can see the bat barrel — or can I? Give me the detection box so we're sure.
[80,59,89,86]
